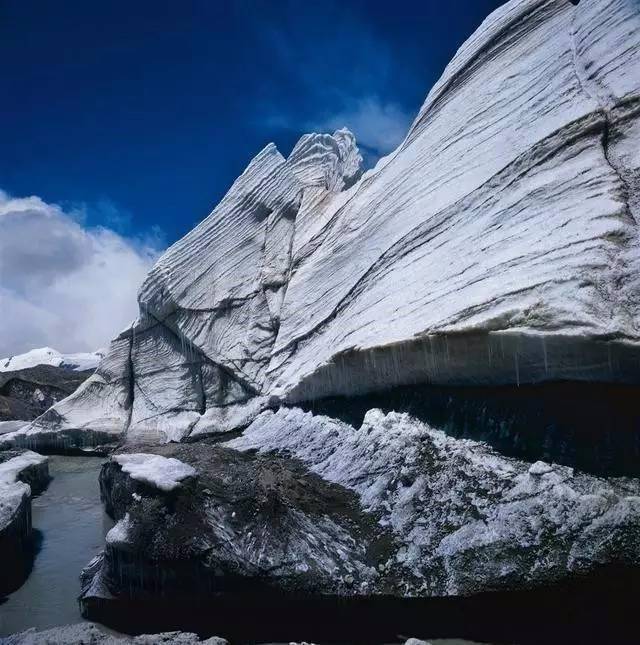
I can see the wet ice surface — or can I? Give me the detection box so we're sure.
[0,456,112,636]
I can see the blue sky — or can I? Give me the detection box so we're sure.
[1,0,503,242]
[0,0,504,355]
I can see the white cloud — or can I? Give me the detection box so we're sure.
[248,2,418,168]
[0,191,162,357]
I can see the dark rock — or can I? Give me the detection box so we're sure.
[0,450,49,596]
[88,442,394,601]
[78,408,640,642]
[0,365,94,422]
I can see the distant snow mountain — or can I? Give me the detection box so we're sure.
[0,347,105,373]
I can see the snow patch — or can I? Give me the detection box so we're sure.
[106,513,133,546]
[0,451,48,529]
[114,453,197,492]
[0,420,27,435]
[0,450,48,486]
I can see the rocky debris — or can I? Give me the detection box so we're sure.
[401,641,488,645]
[10,0,640,449]
[72,405,640,642]
[2,622,228,644]
[231,407,640,596]
[0,450,49,595]
[80,407,640,605]
[2,623,484,645]
[0,364,94,422]
[85,442,391,603]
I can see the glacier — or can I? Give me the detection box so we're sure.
[8,0,638,448]
[5,0,640,639]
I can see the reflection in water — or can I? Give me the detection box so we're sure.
[0,456,112,636]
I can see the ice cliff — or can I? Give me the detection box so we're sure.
[16,1,640,639]
[11,0,640,446]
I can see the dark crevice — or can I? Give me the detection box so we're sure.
[198,363,207,415]
[124,335,135,433]
[80,565,640,645]
[601,111,637,226]
[569,4,636,224]
[297,380,640,477]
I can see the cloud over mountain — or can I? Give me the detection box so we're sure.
[0,190,162,356]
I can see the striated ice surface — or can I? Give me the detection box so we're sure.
[113,453,197,492]
[270,0,640,401]
[14,0,640,444]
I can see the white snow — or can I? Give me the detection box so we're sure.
[0,451,48,529]
[113,453,197,492]
[228,407,640,594]
[0,420,27,435]
[106,513,133,545]
[0,450,47,486]
[528,460,554,477]
[0,346,105,372]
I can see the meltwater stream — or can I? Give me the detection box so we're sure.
[0,456,112,636]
